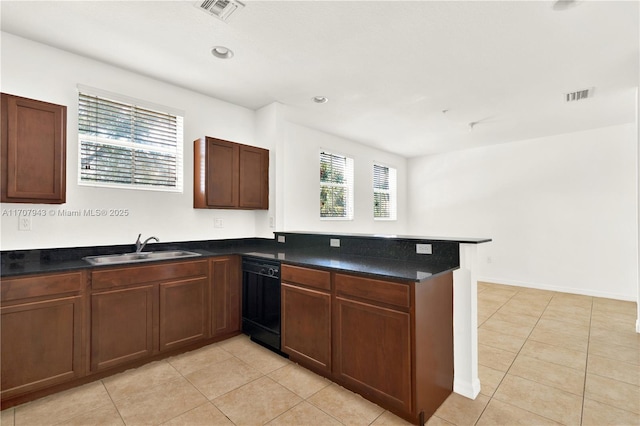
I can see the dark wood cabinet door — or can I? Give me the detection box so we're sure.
[281,283,332,374]
[205,138,238,208]
[159,277,208,351]
[334,297,412,414]
[238,145,268,209]
[1,93,66,203]
[193,137,268,209]
[211,256,241,336]
[1,296,83,399]
[90,285,154,372]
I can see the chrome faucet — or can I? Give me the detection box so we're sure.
[135,234,159,253]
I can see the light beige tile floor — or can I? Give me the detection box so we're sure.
[431,282,640,426]
[2,282,638,425]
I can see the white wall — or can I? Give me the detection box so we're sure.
[254,102,284,238]
[0,33,409,250]
[280,121,408,235]
[408,123,638,301]
[0,33,262,250]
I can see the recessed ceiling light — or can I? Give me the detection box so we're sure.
[312,96,328,104]
[211,46,234,59]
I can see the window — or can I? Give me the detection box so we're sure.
[320,151,354,219]
[373,163,397,220]
[78,87,184,192]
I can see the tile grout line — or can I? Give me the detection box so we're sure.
[473,287,528,425]
[158,342,265,425]
[172,339,346,426]
[578,303,639,421]
[497,290,586,426]
[286,375,349,426]
[171,338,342,425]
[579,296,595,426]
[474,286,559,426]
[163,354,232,426]
[473,287,523,425]
[97,378,127,426]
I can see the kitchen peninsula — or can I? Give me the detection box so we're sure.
[0,232,490,424]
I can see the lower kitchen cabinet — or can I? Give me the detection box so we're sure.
[90,285,154,371]
[0,255,243,409]
[0,271,85,400]
[281,264,332,374]
[210,256,241,336]
[89,259,210,372]
[334,297,412,413]
[334,272,413,413]
[280,265,454,425]
[160,277,208,351]
[281,282,332,373]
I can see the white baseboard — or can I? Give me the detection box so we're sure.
[453,377,481,400]
[477,276,637,302]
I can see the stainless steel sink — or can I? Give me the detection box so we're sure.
[83,250,202,265]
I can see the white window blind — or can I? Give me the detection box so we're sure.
[78,89,184,192]
[373,163,397,220]
[320,151,354,219]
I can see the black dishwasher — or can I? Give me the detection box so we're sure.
[242,257,282,353]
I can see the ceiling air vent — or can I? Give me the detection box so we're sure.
[565,88,593,102]
[195,0,244,22]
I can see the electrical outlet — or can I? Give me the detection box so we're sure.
[214,218,224,228]
[330,238,340,248]
[487,256,492,264]
[416,243,432,254]
[269,216,275,228]
[277,235,286,243]
[19,216,32,231]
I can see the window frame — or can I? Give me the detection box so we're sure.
[77,85,184,193]
[373,162,397,221]
[320,150,355,220]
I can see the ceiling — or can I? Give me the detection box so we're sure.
[1,1,638,158]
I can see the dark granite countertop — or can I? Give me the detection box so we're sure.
[277,231,491,244]
[243,249,457,282]
[1,242,455,283]
[0,239,271,278]
[1,232,490,282]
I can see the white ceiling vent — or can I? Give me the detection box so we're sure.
[195,0,244,22]
[565,88,593,102]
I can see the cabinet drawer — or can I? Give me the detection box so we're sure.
[282,264,331,291]
[335,273,410,309]
[92,260,208,290]
[1,271,84,303]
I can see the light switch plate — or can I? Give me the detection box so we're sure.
[214,218,224,228]
[416,243,432,254]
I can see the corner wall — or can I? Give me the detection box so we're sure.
[408,123,638,301]
[279,121,408,235]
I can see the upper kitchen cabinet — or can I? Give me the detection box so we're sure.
[194,137,269,209]
[1,93,66,204]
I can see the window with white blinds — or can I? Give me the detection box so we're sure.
[320,151,354,219]
[78,88,184,192]
[373,163,397,220]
